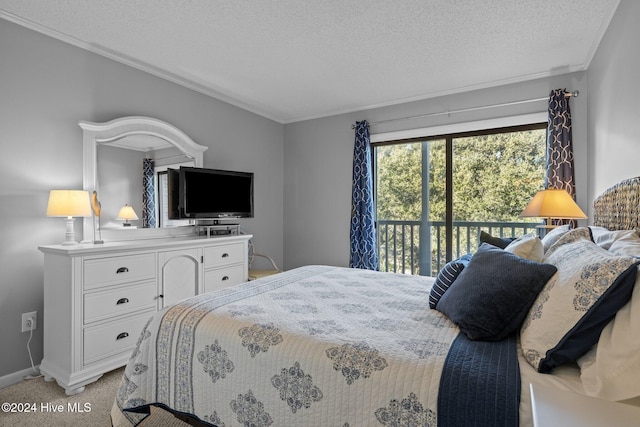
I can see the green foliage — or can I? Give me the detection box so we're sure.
[375,129,546,222]
[375,143,423,220]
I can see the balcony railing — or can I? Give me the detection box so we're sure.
[377,219,540,276]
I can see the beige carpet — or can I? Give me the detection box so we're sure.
[0,368,190,426]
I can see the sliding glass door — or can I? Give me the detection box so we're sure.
[374,124,546,276]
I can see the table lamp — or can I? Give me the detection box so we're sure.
[46,190,92,245]
[521,188,587,235]
[116,204,139,227]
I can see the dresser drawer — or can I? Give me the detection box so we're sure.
[204,243,244,268]
[204,264,245,292]
[84,253,156,289]
[84,312,152,365]
[84,281,157,324]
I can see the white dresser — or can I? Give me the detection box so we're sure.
[38,234,251,395]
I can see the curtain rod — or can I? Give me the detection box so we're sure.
[352,90,579,129]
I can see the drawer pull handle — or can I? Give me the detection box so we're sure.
[116,297,129,305]
[116,267,129,274]
[221,253,229,258]
[158,294,164,299]
[222,276,229,281]
[116,332,129,340]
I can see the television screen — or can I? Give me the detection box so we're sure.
[180,167,254,218]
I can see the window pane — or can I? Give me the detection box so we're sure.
[375,142,421,275]
[375,139,446,275]
[451,129,545,257]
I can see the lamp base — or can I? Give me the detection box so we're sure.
[61,217,79,245]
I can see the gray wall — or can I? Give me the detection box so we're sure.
[283,73,589,270]
[0,19,284,378]
[587,0,640,211]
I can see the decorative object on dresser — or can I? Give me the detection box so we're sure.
[116,204,139,227]
[521,188,587,236]
[91,190,104,244]
[38,234,251,395]
[46,189,92,245]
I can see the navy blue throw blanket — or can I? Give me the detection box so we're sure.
[438,333,520,427]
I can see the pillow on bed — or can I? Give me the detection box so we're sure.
[578,270,640,401]
[479,231,516,249]
[429,254,472,309]
[589,226,631,250]
[436,243,556,341]
[504,234,544,262]
[542,227,593,258]
[541,224,572,252]
[520,231,639,373]
[608,230,640,258]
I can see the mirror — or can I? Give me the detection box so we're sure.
[81,116,208,242]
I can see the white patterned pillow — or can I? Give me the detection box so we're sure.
[520,230,639,373]
[543,227,593,258]
[541,224,572,252]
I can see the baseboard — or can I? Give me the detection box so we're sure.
[0,365,41,389]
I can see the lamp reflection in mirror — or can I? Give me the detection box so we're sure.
[521,188,587,236]
[116,204,139,227]
[46,190,92,245]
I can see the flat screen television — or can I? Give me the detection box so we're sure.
[168,167,254,219]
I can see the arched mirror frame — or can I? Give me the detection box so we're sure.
[81,116,208,242]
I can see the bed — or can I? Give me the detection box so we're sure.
[111,177,640,427]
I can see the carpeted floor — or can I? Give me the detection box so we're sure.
[0,368,189,426]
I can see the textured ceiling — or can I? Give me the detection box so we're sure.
[0,1,620,123]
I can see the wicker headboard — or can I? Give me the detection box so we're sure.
[593,176,640,231]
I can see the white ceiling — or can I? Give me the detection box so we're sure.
[0,1,620,124]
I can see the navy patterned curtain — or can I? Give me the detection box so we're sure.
[350,121,378,270]
[142,158,156,228]
[546,89,576,227]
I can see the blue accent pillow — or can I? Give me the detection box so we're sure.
[429,254,472,309]
[436,243,557,341]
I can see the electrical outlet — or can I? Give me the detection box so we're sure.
[21,311,37,333]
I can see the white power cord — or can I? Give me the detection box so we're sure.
[23,317,42,380]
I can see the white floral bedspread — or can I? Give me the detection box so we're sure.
[111,265,460,427]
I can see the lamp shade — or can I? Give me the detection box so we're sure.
[521,189,587,219]
[46,190,92,217]
[116,205,139,221]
